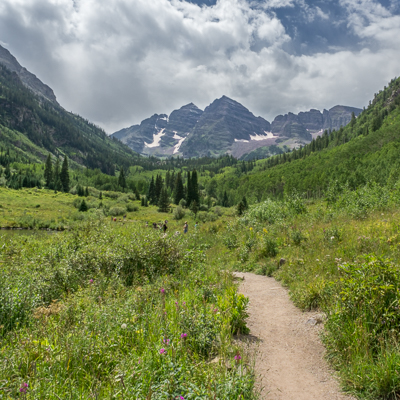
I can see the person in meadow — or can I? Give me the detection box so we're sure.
[183,221,188,234]
[163,220,168,233]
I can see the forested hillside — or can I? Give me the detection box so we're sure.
[0,64,142,174]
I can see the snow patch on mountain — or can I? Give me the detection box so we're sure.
[173,133,186,154]
[145,128,165,148]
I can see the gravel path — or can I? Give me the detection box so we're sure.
[236,272,355,400]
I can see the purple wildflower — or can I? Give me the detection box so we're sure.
[163,338,170,345]
[19,383,28,394]
[89,279,94,284]
[159,348,166,355]
[160,288,165,294]
[180,333,187,339]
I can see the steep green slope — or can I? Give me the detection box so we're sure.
[0,65,141,174]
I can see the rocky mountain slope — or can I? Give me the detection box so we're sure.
[113,98,362,159]
[0,45,58,105]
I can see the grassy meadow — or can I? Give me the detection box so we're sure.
[2,184,400,399]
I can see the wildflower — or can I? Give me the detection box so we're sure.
[163,338,170,345]
[159,348,166,354]
[330,236,335,240]
[213,308,218,313]
[234,352,242,364]
[183,302,186,306]
[121,323,127,329]
[181,333,187,339]
[250,227,253,231]
[19,383,28,393]
[263,228,267,233]
[89,279,94,284]
[160,288,165,294]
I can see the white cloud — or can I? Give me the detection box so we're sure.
[0,0,399,133]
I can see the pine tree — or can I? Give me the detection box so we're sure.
[118,167,126,191]
[186,171,192,206]
[148,176,155,204]
[158,187,170,213]
[191,169,200,205]
[154,174,163,204]
[222,190,229,207]
[44,154,53,187]
[173,172,184,205]
[60,156,70,193]
[79,199,88,212]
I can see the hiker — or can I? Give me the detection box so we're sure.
[163,220,168,233]
[183,221,188,234]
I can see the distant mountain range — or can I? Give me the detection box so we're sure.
[112,97,362,159]
[0,44,362,164]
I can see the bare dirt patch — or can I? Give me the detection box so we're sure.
[235,272,356,400]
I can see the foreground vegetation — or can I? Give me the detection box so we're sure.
[221,184,400,399]
[0,218,254,399]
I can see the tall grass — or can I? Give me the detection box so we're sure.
[0,223,256,399]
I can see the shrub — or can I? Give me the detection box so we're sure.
[173,206,186,220]
[260,236,278,258]
[127,203,139,212]
[108,206,126,216]
[241,199,287,225]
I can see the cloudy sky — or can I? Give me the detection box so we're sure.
[0,0,399,133]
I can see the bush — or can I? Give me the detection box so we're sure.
[260,236,278,258]
[127,203,139,212]
[179,198,187,208]
[173,206,186,220]
[108,206,126,216]
[241,199,287,225]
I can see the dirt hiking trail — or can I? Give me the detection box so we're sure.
[236,272,356,400]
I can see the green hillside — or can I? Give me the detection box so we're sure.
[206,77,400,204]
[0,64,142,174]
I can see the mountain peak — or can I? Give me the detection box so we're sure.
[0,45,58,104]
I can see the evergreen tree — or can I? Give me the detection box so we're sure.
[186,171,192,206]
[44,154,53,187]
[222,190,229,207]
[99,191,103,200]
[158,187,170,213]
[154,174,163,204]
[148,176,156,204]
[173,172,184,205]
[118,167,126,191]
[79,199,88,212]
[191,169,200,205]
[60,156,70,192]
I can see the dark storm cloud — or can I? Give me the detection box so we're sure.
[0,0,399,133]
